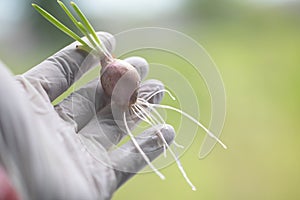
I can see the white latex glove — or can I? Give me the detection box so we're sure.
[0,32,175,200]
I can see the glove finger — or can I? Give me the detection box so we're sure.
[124,56,149,80]
[109,124,175,189]
[138,79,165,104]
[54,78,108,132]
[77,79,165,150]
[22,32,115,102]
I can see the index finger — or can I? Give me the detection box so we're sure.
[22,32,115,102]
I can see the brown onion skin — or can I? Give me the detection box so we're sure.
[101,59,140,107]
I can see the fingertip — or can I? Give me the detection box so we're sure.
[109,124,175,188]
[124,56,149,80]
[157,124,175,145]
[139,79,165,104]
[136,124,175,153]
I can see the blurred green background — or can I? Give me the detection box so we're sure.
[1,0,300,199]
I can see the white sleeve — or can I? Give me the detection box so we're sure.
[0,62,96,200]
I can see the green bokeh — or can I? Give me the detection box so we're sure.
[115,5,300,199]
[1,1,300,199]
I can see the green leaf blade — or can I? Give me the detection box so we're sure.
[57,1,101,53]
[32,3,91,51]
[70,1,101,45]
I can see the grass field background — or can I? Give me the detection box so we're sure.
[1,0,300,199]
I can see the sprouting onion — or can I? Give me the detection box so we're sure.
[32,1,227,191]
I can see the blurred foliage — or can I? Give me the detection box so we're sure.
[28,0,77,45]
[114,1,300,200]
[1,0,300,199]
[184,0,246,20]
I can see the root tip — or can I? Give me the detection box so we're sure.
[220,142,227,149]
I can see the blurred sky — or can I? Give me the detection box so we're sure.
[0,1,25,37]
[82,0,184,18]
[0,0,297,39]
[0,0,297,33]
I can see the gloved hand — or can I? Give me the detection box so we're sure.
[0,32,175,200]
